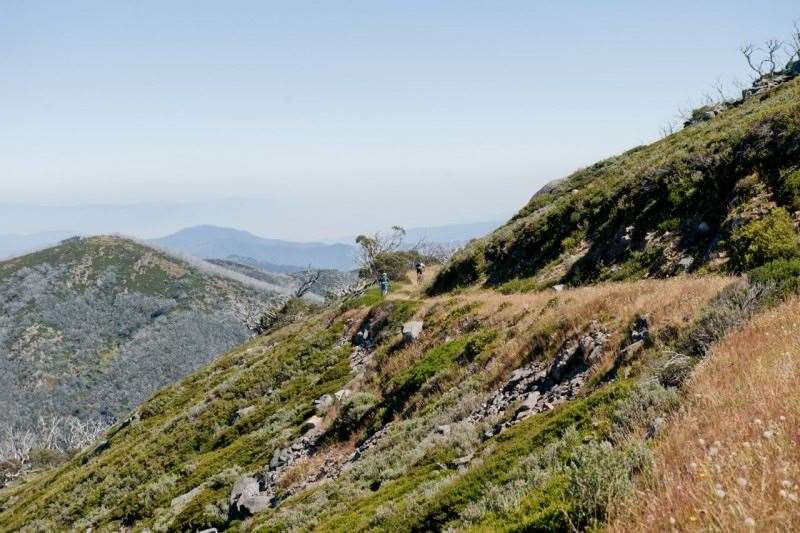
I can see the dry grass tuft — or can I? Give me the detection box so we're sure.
[608,296,800,532]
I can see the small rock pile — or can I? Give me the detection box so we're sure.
[349,345,371,373]
[469,323,609,437]
[229,419,326,518]
[685,61,800,127]
[743,66,799,99]
[344,422,394,464]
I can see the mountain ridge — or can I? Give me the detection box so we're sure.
[151,226,358,271]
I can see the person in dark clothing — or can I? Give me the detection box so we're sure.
[379,272,390,296]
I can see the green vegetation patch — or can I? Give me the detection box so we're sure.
[729,207,800,270]
[389,329,497,398]
[0,315,353,531]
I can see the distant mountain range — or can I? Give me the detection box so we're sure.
[0,220,502,271]
[151,225,358,271]
[151,221,501,272]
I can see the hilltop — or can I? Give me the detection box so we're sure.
[2,76,800,532]
[432,71,800,293]
[0,236,283,432]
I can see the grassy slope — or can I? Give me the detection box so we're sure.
[432,77,800,293]
[608,295,800,531]
[0,276,734,531]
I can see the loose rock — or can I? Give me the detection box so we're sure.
[402,321,424,342]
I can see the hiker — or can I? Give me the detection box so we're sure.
[378,272,390,297]
[414,261,426,283]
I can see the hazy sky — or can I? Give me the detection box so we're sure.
[2,1,799,239]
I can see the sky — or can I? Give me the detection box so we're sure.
[2,1,799,240]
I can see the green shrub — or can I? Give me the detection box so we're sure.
[340,287,382,310]
[497,276,543,294]
[777,166,800,210]
[748,258,800,298]
[564,440,651,527]
[680,280,774,357]
[729,208,800,271]
[427,246,485,295]
[362,250,432,281]
[331,392,380,439]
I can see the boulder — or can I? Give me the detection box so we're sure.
[402,321,424,342]
[435,424,451,436]
[450,453,474,468]
[515,391,541,419]
[504,367,534,391]
[520,391,541,411]
[314,394,334,414]
[269,447,293,470]
[236,405,256,419]
[229,476,260,507]
[678,256,694,269]
[646,416,667,439]
[334,389,352,402]
[302,415,324,435]
[237,493,273,515]
[552,284,565,292]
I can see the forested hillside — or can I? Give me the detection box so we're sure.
[0,236,282,431]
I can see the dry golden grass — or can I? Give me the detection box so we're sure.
[276,440,357,491]
[374,275,735,391]
[467,276,734,382]
[608,296,800,532]
[385,266,442,300]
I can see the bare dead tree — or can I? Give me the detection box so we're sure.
[741,40,785,79]
[789,20,800,63]
[231,296,288,335]
[741,44,763,79]
[1,416,109,484]
[294,267,321,298]
[659,121,677,139]
[676,102,694,125]
[325,277,373,302]
[711,77,728,102]
[416,241,462,263]
[355,226,406,277]
[764,39,784,75]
